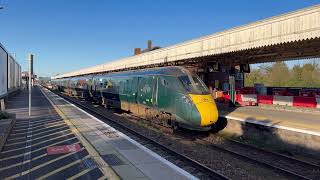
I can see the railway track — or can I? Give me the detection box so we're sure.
[49,89,228,180]
[197,135,320,180]
[216,136,320,179]
[49,88,320,179]
[124,109,320,179]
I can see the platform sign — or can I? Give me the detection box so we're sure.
[47,144,81,155]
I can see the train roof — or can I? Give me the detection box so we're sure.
[95,66,190,78]
[56,66,191,80]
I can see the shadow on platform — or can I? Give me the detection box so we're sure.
[0,87,104,179]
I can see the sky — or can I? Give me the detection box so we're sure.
[0,0,319,77]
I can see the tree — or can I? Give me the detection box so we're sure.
[244,69,265,87]
[288,65,303,87]
[244,61,320,88]
[267,62,290,86]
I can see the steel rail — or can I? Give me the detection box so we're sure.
[199,137,313,180]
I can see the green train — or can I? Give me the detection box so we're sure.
[52,66,219,131]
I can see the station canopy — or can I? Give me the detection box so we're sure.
[53,5,320,79]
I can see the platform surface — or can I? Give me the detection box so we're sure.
[219,105,320,135]
[0,87,110,179]
[1,86,195,180]
[41,87,196,180]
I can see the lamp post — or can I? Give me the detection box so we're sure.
[29,54,34,116]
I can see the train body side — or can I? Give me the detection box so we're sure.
[53,66,219,130]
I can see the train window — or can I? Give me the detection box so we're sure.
[178,75,209,95]
[161,79,169,86]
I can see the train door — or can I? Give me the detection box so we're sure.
[157,76,171,110]
[88,77,93,97]
[120,78,129,111]
[94,77,104,103]
[152,76,158,107]
[137,76,154,118]
[127,77,139,114]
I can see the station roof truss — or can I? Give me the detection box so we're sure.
[53,5,320,79]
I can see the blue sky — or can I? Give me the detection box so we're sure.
[0,0,319,77]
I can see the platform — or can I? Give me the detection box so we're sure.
[218,105,320,136]
[217,104,320,157]
[0,86,196,179]
[0,87,113,179]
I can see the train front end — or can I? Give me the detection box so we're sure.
[188,94,219,127]
[176,70,219,131]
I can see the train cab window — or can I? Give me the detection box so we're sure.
[161,79,169,86]
[178,75,209,95]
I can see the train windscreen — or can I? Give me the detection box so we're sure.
[178,75,209,95]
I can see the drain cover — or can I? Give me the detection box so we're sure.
[97,126,119,138]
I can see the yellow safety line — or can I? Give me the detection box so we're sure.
[66,168,92,180]
[97,175,110,180]
[5,148,86,180]
[40,87,120,180]
[36,155,90,180]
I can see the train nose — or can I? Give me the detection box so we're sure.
[189,94,219,126]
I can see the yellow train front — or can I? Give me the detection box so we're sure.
[164,67,219,131]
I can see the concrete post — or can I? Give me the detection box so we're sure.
[0,99,5,111]
[229,75,236,107]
